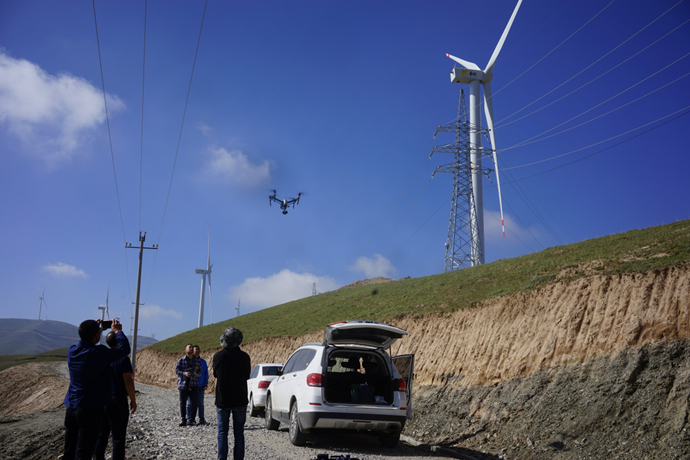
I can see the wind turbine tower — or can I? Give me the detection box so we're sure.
[445,0,522,264]
[195,227,213,328]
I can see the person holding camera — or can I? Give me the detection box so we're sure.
[93,330,137,460]
[175,343,201,426]
[213,327,251,460]
[63,318,130,460]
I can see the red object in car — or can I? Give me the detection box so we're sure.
[396,378,406,392]
[307,373,322,387]
[258,380,271,389]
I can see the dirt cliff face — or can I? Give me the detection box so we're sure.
[135,267,690,458]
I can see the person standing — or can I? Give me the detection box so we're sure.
[213,327,251,460]
[187,345,209,425]
[63,319,130,460]
[175,343,201,426]
[93,331,137,460]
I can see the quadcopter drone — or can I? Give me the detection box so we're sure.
[269,190,302,215]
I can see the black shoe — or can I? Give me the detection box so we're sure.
[188,421,197,426]
[179,420,187,427]
[198,421,209,425]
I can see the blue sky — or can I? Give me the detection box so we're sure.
[1,0,689,342]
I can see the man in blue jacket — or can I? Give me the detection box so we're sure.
[187,345,209,425]
[63,318,130,460]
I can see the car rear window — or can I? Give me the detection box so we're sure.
[262,366,282,376]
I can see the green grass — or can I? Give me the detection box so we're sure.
[0,347,68,372]
[153,220,690,353]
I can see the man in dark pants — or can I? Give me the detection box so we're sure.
[213,327,251,460]
[93,331,137,460]
[175,343,201,426]
[186,345,209,425]
[63,318,130,460]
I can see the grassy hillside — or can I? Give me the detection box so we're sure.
[0,347,68,372]
[153,220,690,354]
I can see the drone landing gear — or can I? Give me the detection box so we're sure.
[282,210,288,215]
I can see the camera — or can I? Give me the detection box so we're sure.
[101,320,113,330]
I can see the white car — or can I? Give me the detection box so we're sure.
[264,320,414,447]
[247,363,283,417]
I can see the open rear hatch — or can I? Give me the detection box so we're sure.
[324,320,407,349]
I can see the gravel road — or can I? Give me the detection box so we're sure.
[125,383,451,460]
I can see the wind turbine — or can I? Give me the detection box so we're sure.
[38,286,48,320]
[97,283,110,344]
[195,226,213,328]
[98,282,110,323]
[445,0,522,264]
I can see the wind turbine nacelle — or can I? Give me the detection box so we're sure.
[450,68,484,84]
[195,269,205,274]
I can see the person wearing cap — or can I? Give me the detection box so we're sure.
[63,318,130,460]
[213,327,251,460]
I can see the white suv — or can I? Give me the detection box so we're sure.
[264,320,414,447]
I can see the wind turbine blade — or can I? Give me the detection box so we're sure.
[484,0,523,75]
[483,81,505,238]
[445,53,481,71]
[206,223,211,270]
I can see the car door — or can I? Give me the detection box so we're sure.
[271,350,304,420]
[392,354,414,420]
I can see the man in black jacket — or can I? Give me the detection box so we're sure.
[213,327,251,460]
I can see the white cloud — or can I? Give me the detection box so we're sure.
[228,269,338,310]
[42,262,88,278]
[204,147,272,187]
[139,304,183,320]
[0,52,124,164]
[350,254,396,278]
[198,122,213,136]
[484,209,542,261]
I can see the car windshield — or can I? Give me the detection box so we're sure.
[262,366,282,376]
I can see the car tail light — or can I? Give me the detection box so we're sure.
[307,373,322,387]
[258,380,271,389]
[396,378,407,392]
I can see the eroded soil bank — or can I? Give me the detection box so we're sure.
[135,267,690,458]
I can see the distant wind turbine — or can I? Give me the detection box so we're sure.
[38,286,48,320]
[195,226,213,328]
[98,282,110,322]
[445,0,522,264]
[236,298,240,318]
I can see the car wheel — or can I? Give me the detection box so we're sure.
[378,430,401,448]
[264,395,279,431]
[248,394,259,417]
[289,402,307,446]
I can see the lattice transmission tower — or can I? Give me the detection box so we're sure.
[430,90,485,271]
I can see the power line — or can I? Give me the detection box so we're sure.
[496,2,689,128]
[491,0,618,101]
[144,0,208,303]
[504,55,690,153]
[92,0,133,301]
[503,109,690,183]
[156,0,208,246]
[139,0,148,233]
[503,104,690,171]
[497,18,690,131]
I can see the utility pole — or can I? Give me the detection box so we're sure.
[126,232,158,373]
[430,90,489,270]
